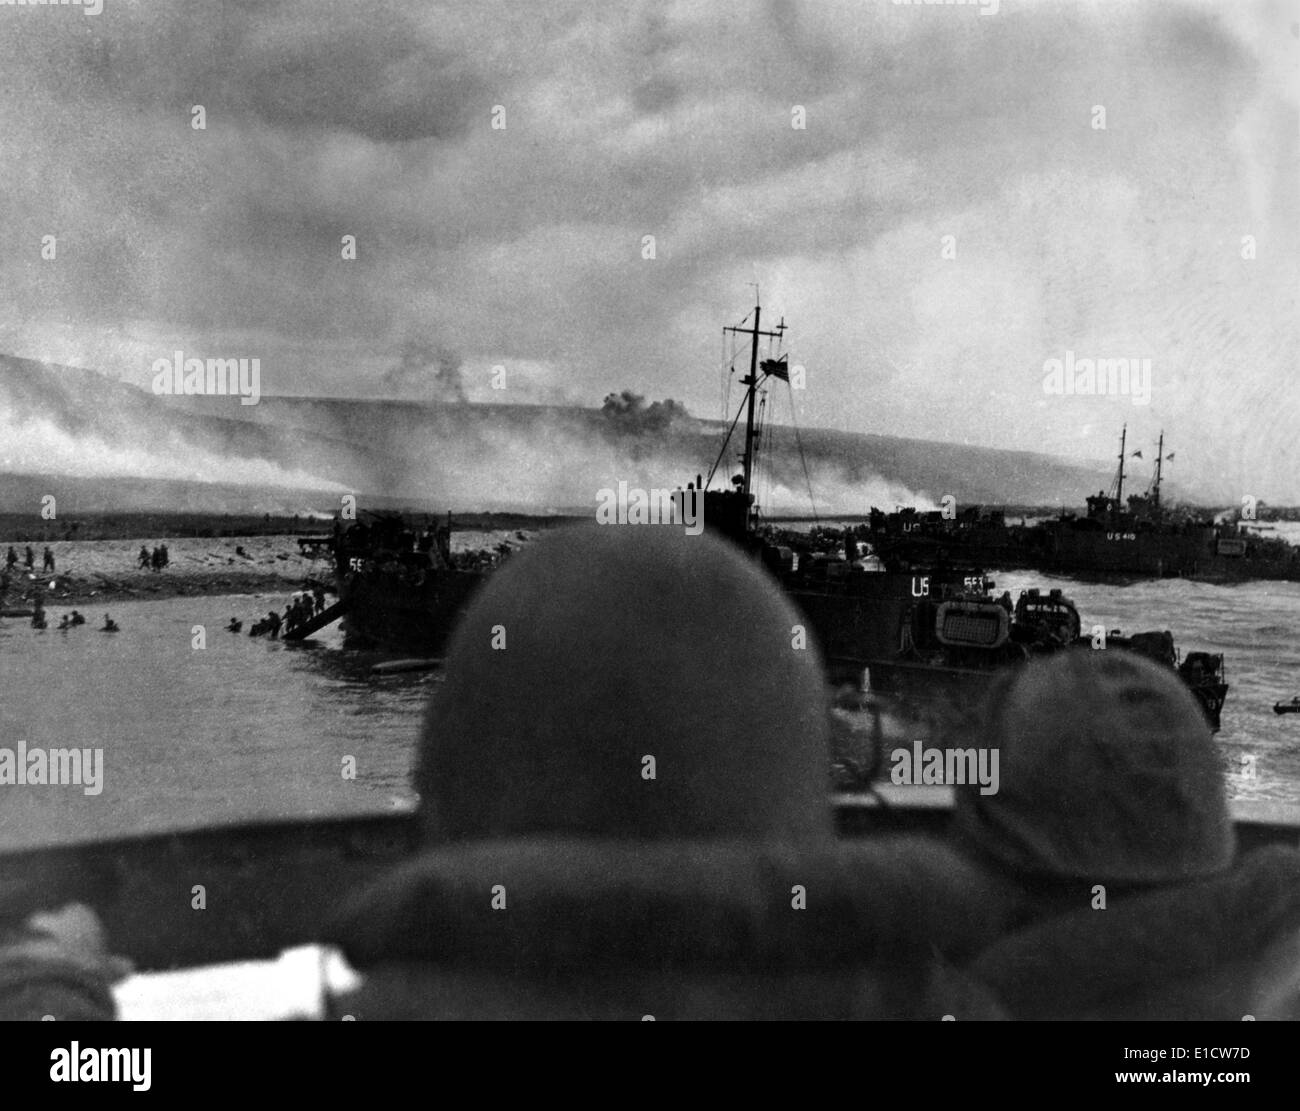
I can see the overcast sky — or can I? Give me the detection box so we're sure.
[1,0,1296,500]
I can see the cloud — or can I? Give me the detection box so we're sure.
[0,0,1294,499]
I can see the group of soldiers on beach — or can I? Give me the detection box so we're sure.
[137,545,170,572]
[5,543,170,575]
[5,545,56,573]
[7,543,171,577]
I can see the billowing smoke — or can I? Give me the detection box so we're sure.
[0,353,1113,518]
[599,391,689,433]
[380,339,466,402]
[0,356,348,505]
[757,469,936,519]
[0,415,347,493]
[599,391,691,461]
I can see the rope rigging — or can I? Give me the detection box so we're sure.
[705,394,749,489]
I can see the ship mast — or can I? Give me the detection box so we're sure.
[1115,424,1127,510]
[724,301,786,503]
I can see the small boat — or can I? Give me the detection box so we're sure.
[1274,698,1300,716]
[370,658,442,675]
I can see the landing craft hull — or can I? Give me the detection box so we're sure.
[948,531,1041,570]
[1190,682,1228,732]
[1042,525,1215,577]
[873,520,1300,582]
[871,528,1047,573]
[337,569,486,654]
[782,571,988,686]
[867,653,1227,732]
[787,588,914,682]
[866,657,1001,699]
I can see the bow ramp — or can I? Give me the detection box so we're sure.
[283,599,350,641]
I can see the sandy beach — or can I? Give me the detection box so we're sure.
[0,530,525,608]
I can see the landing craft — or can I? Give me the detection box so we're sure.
[687,300,992,684]
[285,511,494,653]
[864,428,1300,582]
[1037,428,1217,577]
[865,586,1230,732]
[684,309,1232,731]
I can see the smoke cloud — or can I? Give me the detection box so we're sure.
[380,340,467,402]
[0,354,1113,517]
[0,415,348,494]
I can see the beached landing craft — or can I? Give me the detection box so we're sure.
[692,301,992,684]
[276,512,493,651]
[328,513,488,652]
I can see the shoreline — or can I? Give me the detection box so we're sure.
[0,510,576,545]
[3,569,321,608]
[1,527,532,608]
[2,551,330,608]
